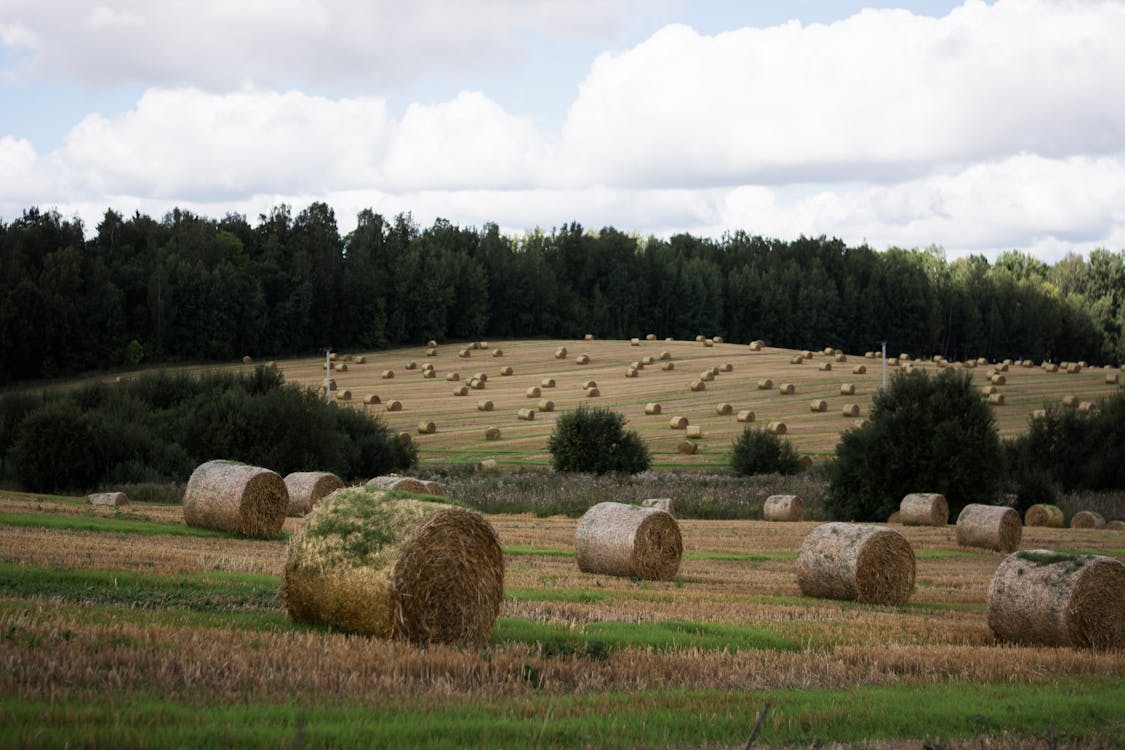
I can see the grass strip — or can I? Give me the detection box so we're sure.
[1,680,1120,749]
[0,511,243,539]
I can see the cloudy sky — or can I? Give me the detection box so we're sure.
[2,0,1124,261]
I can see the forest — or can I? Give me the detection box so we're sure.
[2,202,1123,384]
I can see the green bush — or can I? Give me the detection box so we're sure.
[730,427,802,476]
[547,405,650,475]
[826,368,1003,522]
[9,400,105,493]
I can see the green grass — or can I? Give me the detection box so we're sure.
[0,511,258,539]
[502,545,574,557]
[2,679,1120,749]
[0,598,309,634]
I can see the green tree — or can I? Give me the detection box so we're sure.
[730,427,802,475]
[547,405,650,474]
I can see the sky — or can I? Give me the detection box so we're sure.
[2,0,1124,262]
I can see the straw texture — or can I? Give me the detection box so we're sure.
[183,460,288,538]
[283,471,344,517]
[955,504,1022,552]
[575,502,682,581]
[796,523,915,605]
[763,494,804,522]
[899,493,949,526]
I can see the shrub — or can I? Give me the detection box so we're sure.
[730,427,802,476]
[9,400,105,492]
[547,405,650,475]
[826,368,1002,522]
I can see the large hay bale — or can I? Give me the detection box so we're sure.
[715,403,733,416]
[1024,503,1064,528]
[625,367,639,378]
[699,370,715,382]
[661,361,675,371]
[336,390,352,401]
[736,410,755,423]
[818,362,832,372]
[840,383,856,395]
[499,366,513,376]
[87,491,129,508]
[446,372,461,381]
[986,550,1125,649]
[955,504,1022,552]
[282,488,503,645]
[644,402,662,415]
[283,471,344,517]
[575,502,682,580]
[669,416,688,429]
[749,340,764,351]
[841,403,860,418]
[517,408,536,420]
[660,350,672,360]
[183,460,288,538]
[381,369,395,379]
[899,493,948,526]
[405,361,418,370]
[796,523,915,605]
[477,400,494,411]
[492,349,503,358]
[484,427,501,441]
[537,399,555,412]
[988,393,1005,406]
[763,495,803,522]
[1072,511,1106,529]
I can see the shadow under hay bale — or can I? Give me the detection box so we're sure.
[763,494,803,521]
[183,460,288,538]
[575,502,682,581]
[282,488,504,646]
[955,504,1022,552]
[899,493,949,526]
[87,491,129,508]
[283,471,344,517]
[796,523,915,606]
[1024,503,1064,528]
[987,550,1125,649]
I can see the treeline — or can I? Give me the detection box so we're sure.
[2,203,1123,383]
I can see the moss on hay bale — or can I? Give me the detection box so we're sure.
[484,427,501,440]
[796,523,915,605]
[644,402,662,415]
[715,403,733,416]
[1024,503,1064,528]
[283,471,344,517]
[575,502,682,580]
[899,493,949,526]
[669,416,688,430]
[282,488,503,645]
[517,408,536,420]
[736,410,755,423]
[477,400,493,411]
[763,494,803,522]
[183,460,288,538]
[955,504,1022,552]
[87,491,129,508]
[987,550,1124,649]
[1072,511,1106,529]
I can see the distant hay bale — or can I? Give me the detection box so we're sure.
[183,460,287,538]
[405,361,418,370]
[555,347,568,359]
[888,358,900,367]
[810,399,828,412]
[720,362,733,372]
[364,394,381,405]
[492,349,504,358]
[541,377,556,388]
[841,403,860,418]
[584,333,594,341]
[582,380,597,389]
[642,356,655,365]
[660,350,672,360]
[767,421,787,435]
[1067,363,1082,374]
[1031,408,1047,419]
[477,400,494,411]
[537,399,555,412]
[452,385,469,396]
[426,348,437,357]
[469,378,486,390]
[625,367,638,378]
[801,350,813,360]
[699,370,715,382]
[421,370,435,379]
[686,425,704,439]
[818,362,832,372]
[476,458,499,472]
[421,362,434,371]
[823,347,834,356]
[853,419,868,429]
[988,393,1005,406]
[471,342,481,350]
[267,361,278,369]
[478,342,489,350]
[381,370,395,379]
[790,355,805,365]
[426,339,438,348]
[757,378,773,390]
[518,408,536,420]
[986,550,1124,649]
[980,385,997,396]
[840,383,855,395]
[87,491,129,509]
[283,471,344,517]
[642,498,674,515]
[1025,504,1064,528]
[575,502,682,581]
[1043,363,1059,372]
[242,355,253,365]
[336,390,352,401]
[749,340,764,351]
[990,374,1006,385]
[484,427,501,441]
[585,387,600,397]
[473,372,488,383]
[715,403,733,416]
[365,475,430,494]
[446,372,461,381]
[526,386,541,398]
[417,421,436,434]
[1077,401,1097,414]
[955,504,1022,552]
[1106,372,1120,384]
[690,380,707,392]
[1107,520,1125,530]
[1072,511,1106,529]
[703,338,714,347]
[763,494,804,522]
[899,493,949,526]
[736,410,755,423]
[386,400,402,411]
[865,351,876,359]
[695,335,706,342]
[576,354,590,365]
[713,336,724,344]
[976,357,988,366]
[644,402,662,415]
[1061,394,1079,408]
[796,523,915,605]
[661,362,675,371]
[669,416,688,430]
[646,333,657,341]
[282,488,503,645]
[835,354,847,363]
[779,383,795,394]
[676,440,697,454]
[630,337,641,346]
[458,349,471,358]
[356,356,366,364]
[853,365,867,374]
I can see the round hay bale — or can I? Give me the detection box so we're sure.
[1107,520,1125,530]
[472,372,488,383]
[426,348,437,357]
[242,355,253,365]
[899,493,949,526]
[1067,363,1082,374]
[421,370,435,379]
[417,421,436,435]
[356,356,366,364]
[660,350,672,360]
[823,347,835,356]
[1072,511,1106,529]
[720,362,733,372]
[713,336,724,344]
[796,523,915,605]
[386,400,402,411]
[458,349,471,358]
[661,362,675,371]
[364,394,381,405]
[642,356,655,365]
[818,362,832,372]
[471,342,481,350]
[988,393,1005,406]
[1024,504,1064,528]
[840,383,856,395]
[835,353,847,363]
[757,378,773,390]
[625,367,638,378]
[763,495,804,522]
[426,339,438,348]
[478,342,489,350]
[801,350,814,360]
[366,475,428,494]
[690,380,706,392]
[541,377,556,388]
[492,349,503,358]
[576,502,682,581]
[405,361,418,370]
[980,385,997,396]
[484,427,501,441]
[477,400,494,411]
[336,390,352,401]
[283,471,344,517]
[779,383,795,395]
[267,361,278,369]
[585,387,600,397]
[887,511,902,524]
[499,366,513,376]
[852,365,867,375]
[669,416,688,430]
[749,340,765,351]
[986,550,1125,649]
[990,374,1006,385]
[584,333,594,341]
[686,425,703,439]
[646,333,657,341]
[790,355,804,365]
[767,421,787,435]
[644,402,662,415]
[955,504,1022,552]
[699,370,715,382]
[736,410,755,423]
[526,386,541,398]
[582,380,598,389]
[469,378,486,390]
[183,461,287,538]
[576,354,590,365]
[676,440,697,454]
[446,372,461,381]
[87,491,129,509]
[477,458,499,472]
[537,399,555,412]
[642,498,674,515]
[555,347,567,359]
[518,408,536,420]
[1106,372,1119,385]
[715,403,733,416]
[381,370,395,379]
[1077,401,1097,414]
[1061,394,1079,408]
[282,488,503,645]
[630,337,641,346]
[1043,363,1059,373]
[810,399,828,412]
[841,403,860,418]
[452,385,469,396]
[421,362,434,371]
[630,361,643,370]
[695,335,705,342]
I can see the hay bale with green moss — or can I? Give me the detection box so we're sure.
[282,488,504,645]
[575,502,682,581]
[796,523,915,605]
[1024,503,1064,528]
[955,504,1022,552]
[987,550,1125,649]
[283,471,344,517]
[183,460,288,538]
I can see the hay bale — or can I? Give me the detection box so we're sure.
[887,511,901,524]
[660,350,672,360]
[695,335,705,342]
[404,361,418,370]
[452,385,469,396]
[576,354,590,365]
[790,355,804,365]
[644,402,662,415]
[469,378,486,390]
[499,366,513,376]
[1024,503,1064,528]
[426,339,438,348]
[283,472,344,517]
[87,491,129,508]
[282,488,503,645]
[476,458,499,472]
[661,362,675,371]
[555,347,567,359]
[337,363,349,373]
[840,383,855,395]
[690,380,706,392]
[818,362,832,372]
[477,400,494,411]
[763,495,803,522]
[518,408,536,421]
[575,502,682,581]
[356,356,366,364]
[1043,363,1059,373]
[1067,363,1082,374]
[458,348,471,358]
[986,550,1125,649]
[1107,520,1124,530]
[899,493,949,526]
[810,399,828,412]
[852,365,867,375]
[421,370,435,379]
[767,421,787,435]
[492,349,503,358]
[757,378,773,390]
[336,390,352,401]
[630,337,641,346]
[955,504,1022,552]
[779,383,795,395]
[988,393,1005,406]
[484,427,501,441]
[381,370,395,379]
[1077,401,1097,414]
[835,354,847,363]
[669,416,688,430]
[183,460,288,538]
[646,333,657,341]
[702,338,714,347]
[1106,372,1120,385]
[686,425,704,439]
[366,475,429,494]
[364,394,381,405]
[736,410,755,423]
[642,356,655,365]
[980,385,997,396]
[478,342,489,350]
[541,377,556,388]
[242,355,253,365]
[625,367,638,378]
[446,372,460,381]
[699,370,715,382]
[526,386,541,398]
[582,380,598,389]
[796,523,915,605]
[386,400,402,411]
[720,362,733,372]
[990,374,1006,385]
[426,348,437,357]
[642,498,674,515]
[801,350,814,360]
[713,336,724,344]
[715,403,733,416]
[1061,394,1079,408]
[417,421,436,435]
[749,340,764,351]
[584,333,594,341]
[1072,511,1106,529]
[676,440,697,454]
[585,386,600,397]
[537,399,555,412]
[841,403,860,418]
